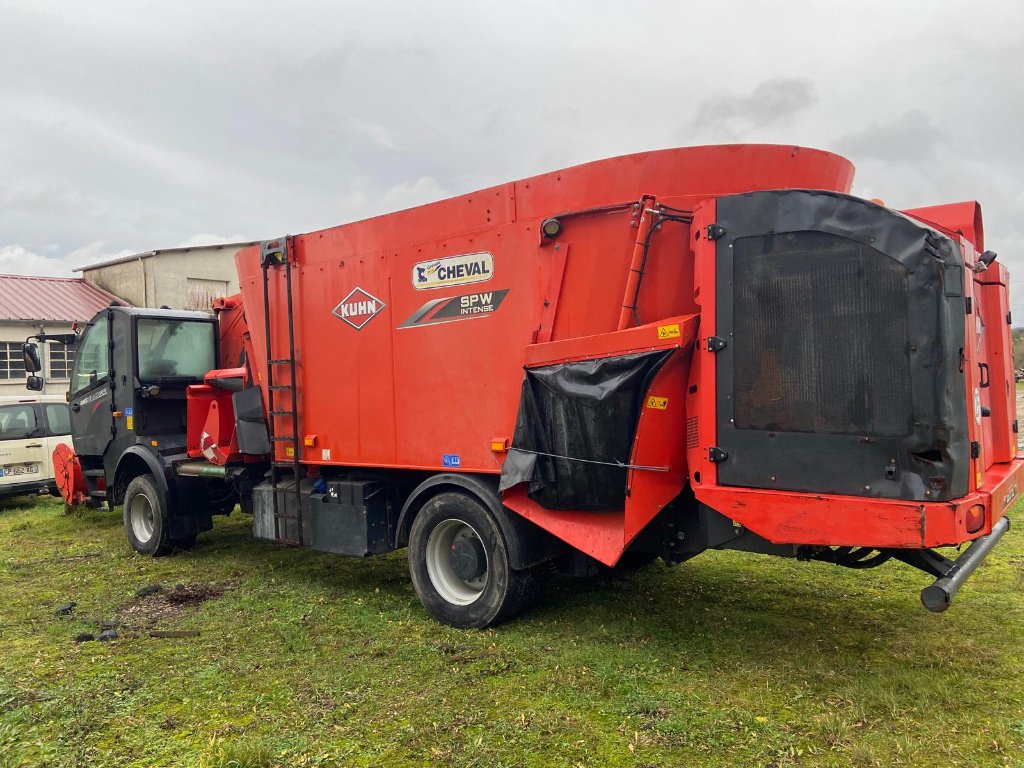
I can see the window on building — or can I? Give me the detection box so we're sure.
[48,341,76,380]
[186,278,230,311]
[0,342,26,380]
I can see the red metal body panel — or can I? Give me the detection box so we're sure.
[236,146,853,478]
[502,315,699,564]
[210,144,1019,564]
[186,368,247,465]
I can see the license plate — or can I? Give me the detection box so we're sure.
[0,464,40,477]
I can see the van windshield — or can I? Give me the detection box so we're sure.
[136,319,216,382]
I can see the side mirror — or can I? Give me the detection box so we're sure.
[26,376,43,392]
[22,343,41,373]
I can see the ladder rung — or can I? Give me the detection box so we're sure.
[277,539,303,547]
[270,436,297,442]
[274,513,302,521]
[269,410,294,416]
[268,359,292,365]
[268,385,293,390]
[83,469,105,477]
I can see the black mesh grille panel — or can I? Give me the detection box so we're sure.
[733,231,912,438]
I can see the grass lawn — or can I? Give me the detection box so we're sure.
[0,495,1021,767]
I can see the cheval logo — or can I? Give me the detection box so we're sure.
[332,287,386,330]
[413,252,493,290]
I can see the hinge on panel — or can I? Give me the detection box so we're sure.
[707,336,727,352]
[1007,311,1013,325]
[970,441,980,459]
[1013,420,1018,434]
[708,446,728,463]
[260,237,289,266]
[707,223,727,240]
[965,297,973,315]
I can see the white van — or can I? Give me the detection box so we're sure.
[0,395,73,501]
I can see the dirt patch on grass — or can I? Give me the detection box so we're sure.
[112,583,226,633]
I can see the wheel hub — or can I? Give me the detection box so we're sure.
[449,536,486,581]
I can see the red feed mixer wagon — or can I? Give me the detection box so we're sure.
[27,144,1020,628]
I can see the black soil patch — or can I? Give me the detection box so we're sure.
[112,582,226,634]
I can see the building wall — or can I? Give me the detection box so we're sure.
[150,247,242,309]
[82,244,248,310]
[0,321,75,397]
[83,258,150,307]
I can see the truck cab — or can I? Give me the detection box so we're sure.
[34,305,248,550]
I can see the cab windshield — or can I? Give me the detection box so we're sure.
[136,319,216,382]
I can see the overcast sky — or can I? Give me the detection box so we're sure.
[2,1,1022,309]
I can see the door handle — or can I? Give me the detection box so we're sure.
[978,362,990,388]
[26,443,43,448]
[71,403,81,412]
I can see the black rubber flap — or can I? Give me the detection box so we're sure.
[233,387,271,455]
[715,190,968,501]
[500,350,672,511]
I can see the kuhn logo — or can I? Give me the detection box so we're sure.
[332,287,386,330]
[413,252,493,290]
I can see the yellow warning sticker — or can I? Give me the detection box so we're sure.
[657,323,680,340]
[646,396,669,410]
[126,415,133,430]
[285,446,295,458]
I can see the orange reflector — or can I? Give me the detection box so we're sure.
[112,411,123,418]
[490,438,509,452]
[150,440,158,447]
[966,504,985,534]
[304,435,317,447]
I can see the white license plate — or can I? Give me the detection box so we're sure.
[0,464,40,477]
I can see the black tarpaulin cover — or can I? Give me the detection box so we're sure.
[499,350,671,511]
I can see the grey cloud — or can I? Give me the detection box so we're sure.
[837,110,946,166]
[0,1,1022,285]
[687,78,819,139]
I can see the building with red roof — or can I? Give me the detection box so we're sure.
[0,275,127,395]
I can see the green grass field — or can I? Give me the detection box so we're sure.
[0,495,1021,767]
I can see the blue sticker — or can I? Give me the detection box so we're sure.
[124,407,133,416]
[442,454,461,468]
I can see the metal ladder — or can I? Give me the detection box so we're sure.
[260,237,303,546]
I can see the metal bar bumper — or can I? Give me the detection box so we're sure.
[921,516,1011,612]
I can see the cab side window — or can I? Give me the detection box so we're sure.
[70,316,110,396]
[0,404,38,441]
[44,404,71,436]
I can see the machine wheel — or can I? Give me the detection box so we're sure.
[408,492,539,629]
[123,474,174,557]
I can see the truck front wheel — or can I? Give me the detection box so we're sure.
[408,491,538,628]
[123,473,174,557]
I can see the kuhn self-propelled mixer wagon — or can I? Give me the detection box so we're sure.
[26,145,1020,627]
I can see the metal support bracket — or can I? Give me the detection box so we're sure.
[707,223,726,240]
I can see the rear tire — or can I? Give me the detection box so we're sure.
[408,492,539,629]
[123,474,174,556]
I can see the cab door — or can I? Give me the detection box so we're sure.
[0,402,47,492]
[68,313,114,460]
